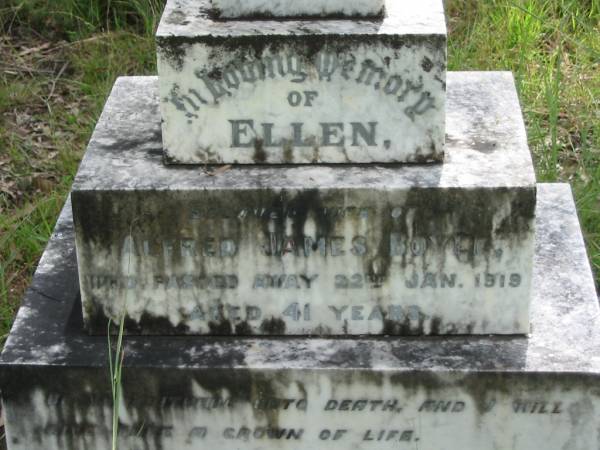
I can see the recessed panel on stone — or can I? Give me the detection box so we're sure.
[71,72,536,336]
[156,0,447,164]
[2,184,600,450]
[210,0,386,19]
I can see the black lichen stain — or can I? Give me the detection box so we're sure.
[5,365,596,448]
[157,33,445,76]
[209,8,386,21]
[283,141,294,163]
[2,367,114,447]
[82,295,110,336]
[384,369,566,419]
[382,316,472,336]
[253,138,267,163]
[235,321,253,335]
[127,313,192,335]
[207,67,223,80]
[456,372,580,416]
[342,319,349,334]
[162,151,178,165]
[258,189,336,260]
[156,39,189,72]
[75,189,245,336]
[291,190,335,246]
[118,368,290,445]
[429,317,443,335]
[388,187,535,259]
[383,318,421,336]
[209,319,233,335]
[85,305,193,336]
[260,317,286,335]
[364,186,536,318]
[496,187,537,236]
[421,56,434,72]
[72,190,114,251]
[430,140,444,161]
[327,344,374,370]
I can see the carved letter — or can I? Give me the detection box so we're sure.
[230,120,255,147]
[321,123,345,146]
[351,122,377,146]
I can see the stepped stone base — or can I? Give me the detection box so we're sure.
[72,72,536,336]
[1,184,599,450]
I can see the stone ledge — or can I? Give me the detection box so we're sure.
[157,0,446,38]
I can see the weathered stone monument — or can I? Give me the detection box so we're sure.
[1,1,599,449]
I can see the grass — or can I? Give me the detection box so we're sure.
[0,0,598,344]
[447,0,600,276]
[0,4,159,445]
[0,1,159,345]
[107,317,126,450]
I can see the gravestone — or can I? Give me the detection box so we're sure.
[1,1,599,449]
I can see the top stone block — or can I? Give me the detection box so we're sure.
[156,0,447,164]
[210,0,386,19]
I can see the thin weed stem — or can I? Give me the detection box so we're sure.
[108,220,138,449]
[108,316,126,450]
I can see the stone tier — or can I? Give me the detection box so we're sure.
[1,184,599,449]
[71,72,536,336]
[210,0,386,19]
[156,0,446,164]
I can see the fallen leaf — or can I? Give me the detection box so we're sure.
[206,165,232,176]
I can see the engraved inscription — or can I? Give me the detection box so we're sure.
[25,390,579,449]
[78,193,534,335]
[184,52,427,106]
[165,49,437,142]
[229,119,379,148]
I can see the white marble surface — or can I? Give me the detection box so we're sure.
[210,0,386,18]
[156,0,447,164]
